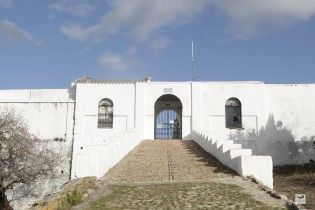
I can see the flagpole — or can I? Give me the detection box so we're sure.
[192,41,195,81]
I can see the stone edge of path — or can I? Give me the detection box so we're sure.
[246,175,300,210]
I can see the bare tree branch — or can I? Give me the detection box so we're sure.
[0,109,58,209]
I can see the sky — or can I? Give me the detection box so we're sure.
[1,0,315,89]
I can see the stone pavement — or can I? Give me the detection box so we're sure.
[78,140,287,209]
[104,140,237,183]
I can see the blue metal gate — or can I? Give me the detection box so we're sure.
[155,109,181,139]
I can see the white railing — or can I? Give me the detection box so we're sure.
[192,130,273,189]
[72,128,142,178]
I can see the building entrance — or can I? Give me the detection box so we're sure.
[154,94,182,139]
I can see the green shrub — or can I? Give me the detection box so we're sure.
[66,188,83,206]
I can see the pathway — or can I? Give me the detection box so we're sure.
[104,140,236,183]
[77,140,287,209]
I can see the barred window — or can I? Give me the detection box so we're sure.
[225,98,242,129]
[98,98,113,129]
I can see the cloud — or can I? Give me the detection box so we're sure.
[50,1,95,17]
[0,0,13,8]
[0,20,40,44]
[60,0,315,42]
[211,0,315,39]
[150,38,170,55]
[98,47,138,71]
[60,0,209,42]
[125,45,137,56]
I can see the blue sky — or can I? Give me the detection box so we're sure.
[1,0,315,88]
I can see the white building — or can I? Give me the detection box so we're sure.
[1,76,315,194]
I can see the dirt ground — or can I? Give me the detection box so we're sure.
[274,164,315,210]
[89,182,284,210]
[75,140,287,209]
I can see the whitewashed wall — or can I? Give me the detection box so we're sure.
[196,82,315,166]
[0,89,75,209]
[72,80,315,170]
[265,84,315,141]
[71,81,195,178]
[73,83,136,141]
[71,82,139,178]
[200,82,265,139]
[73,129,141,178]
[258,84,315,165]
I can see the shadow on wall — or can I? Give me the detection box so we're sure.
[229,115,315,165]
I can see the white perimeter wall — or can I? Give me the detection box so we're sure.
[72,83,136,144]
[200,82,265,139]
[261,84,315,165]
[265,84,315,140]
[0,89,74,140]
[71,83,138,178]
[0,89,75,209]
[196,82,315,165]
[73,81,315,168]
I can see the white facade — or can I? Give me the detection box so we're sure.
[0,89,75,208]
[1,78,315,195]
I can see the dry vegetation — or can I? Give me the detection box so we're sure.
[89,182,285,210]
[274,163,315,210]
[32,177,97,210]
[0,110,59,210]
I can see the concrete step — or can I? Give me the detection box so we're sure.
[214,140,229,149]
[221,142,242,153]
[229,148,252,159]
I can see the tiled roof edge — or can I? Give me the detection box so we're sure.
[73,76,148,84]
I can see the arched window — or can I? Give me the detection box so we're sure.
[225,98,242,129]
[98,98,113,128]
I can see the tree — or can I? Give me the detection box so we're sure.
[311,141,315,163]
[0,109,58,209]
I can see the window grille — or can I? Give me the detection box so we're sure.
[98,98,113,128]
[225,97,242,129]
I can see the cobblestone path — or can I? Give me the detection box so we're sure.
[104,140,237,183]
[78,140,287,209]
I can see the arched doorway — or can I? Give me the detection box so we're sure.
[154,94,182,139]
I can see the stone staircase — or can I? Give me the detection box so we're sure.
[192,130,273,189]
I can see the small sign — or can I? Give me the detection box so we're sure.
[295,194,306,205]
[164,88,173,94]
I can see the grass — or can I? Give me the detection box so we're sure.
[65,188,83,207]
[34,177,97,210]
[89,182,283,210]
[274,163,315,210]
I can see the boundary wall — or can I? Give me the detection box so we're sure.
[72,129,142,178]
[0,89,75,209]
[193,130,273,189]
